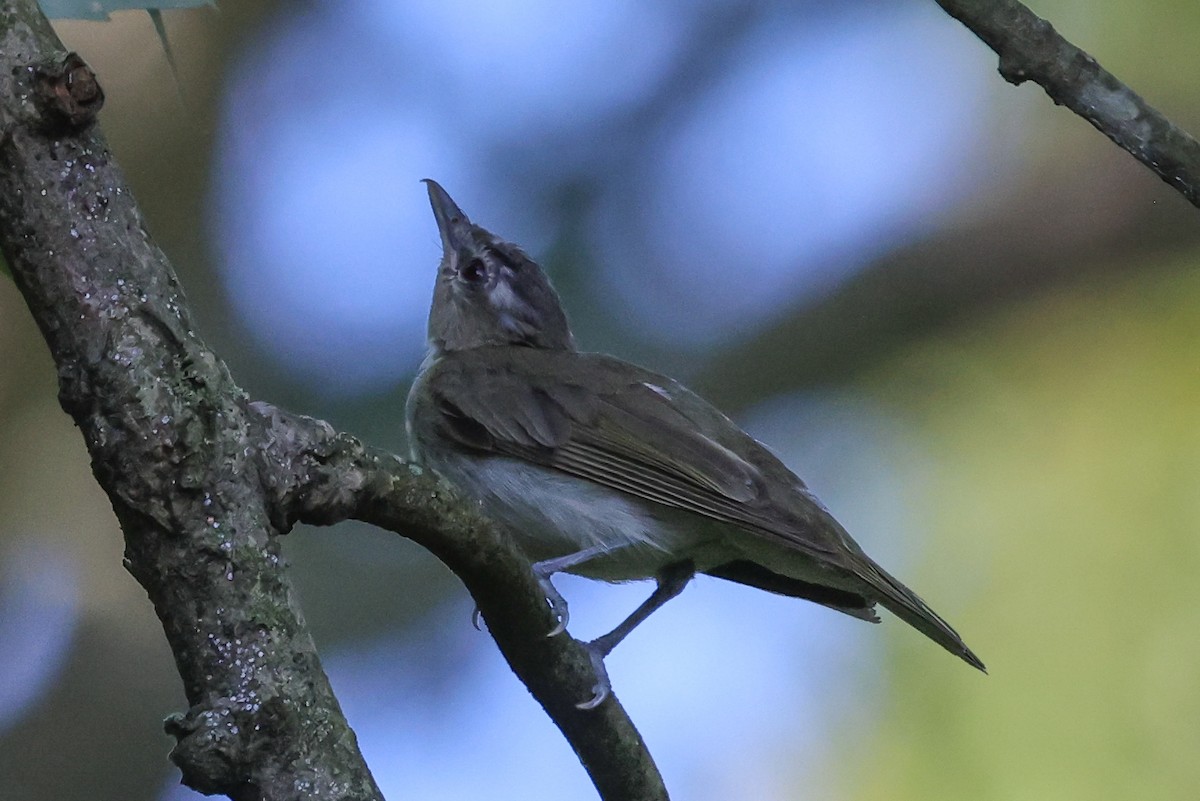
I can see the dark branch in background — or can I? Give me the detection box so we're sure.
[934,0,1200,209]
[697,0,1200,410]
[0,3,665,800]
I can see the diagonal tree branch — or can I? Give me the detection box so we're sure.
[934,0,1200,209]
[0,2,666,799]
[251,405,668,801]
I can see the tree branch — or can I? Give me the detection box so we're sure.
[252,405,668,801]
[934,0,1200,209]
[0,2,665,799]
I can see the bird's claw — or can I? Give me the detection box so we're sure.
[534,571,569,637]
[528,562,612,708]
[471,605,483,631]
[575,641,612,710]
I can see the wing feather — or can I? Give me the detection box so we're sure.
[427,350,840,557]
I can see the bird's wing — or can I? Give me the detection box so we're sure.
[427,350,841,557]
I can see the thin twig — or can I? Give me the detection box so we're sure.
[934,0,1200,208]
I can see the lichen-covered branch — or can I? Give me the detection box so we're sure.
[0,2,665,800]
[0,6,383,800]
[934,0,1200,209]
[252,405,668,801]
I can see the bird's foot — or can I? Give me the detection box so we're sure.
[575,640,613,711]
[531,546,618,638]
[532,565,570,637]
[472,582,567,637]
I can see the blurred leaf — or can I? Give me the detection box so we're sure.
[146,9,182,91]
[38,0,212,21]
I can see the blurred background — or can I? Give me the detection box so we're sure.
[2,0,1199,798]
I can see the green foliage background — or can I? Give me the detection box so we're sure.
[848,260,1200,801]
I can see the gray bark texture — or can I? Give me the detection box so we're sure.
[0,3,666,800]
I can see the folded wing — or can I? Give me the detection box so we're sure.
[429,349,840,558]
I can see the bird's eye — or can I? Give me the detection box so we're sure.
[460,258,487,284]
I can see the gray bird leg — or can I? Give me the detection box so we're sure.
[473,543,631,636]
[532,544,619,636]
[577,561,695,710]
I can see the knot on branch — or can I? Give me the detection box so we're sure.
[248,401,377,531]
[165,687,309,799]
[165,700,263,798]
[993,12,1058,87]
[34,52,104,132]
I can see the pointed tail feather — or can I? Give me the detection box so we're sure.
[858,560,986,673]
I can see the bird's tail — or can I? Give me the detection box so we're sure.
[857,559,986,673]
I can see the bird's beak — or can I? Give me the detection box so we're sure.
[423,179,471,256]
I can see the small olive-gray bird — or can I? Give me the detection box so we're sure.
[407,179,984,707]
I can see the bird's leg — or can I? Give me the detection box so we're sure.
[531,544,614,636]
[589,561,696,658]
[576,561,695,710]
[470,543,609,634]
[473,545,613,636]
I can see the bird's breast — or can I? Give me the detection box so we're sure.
[421,449,725,581]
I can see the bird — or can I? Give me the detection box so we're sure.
[406,179,985,708]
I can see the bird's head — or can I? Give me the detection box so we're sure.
[423,179,575,354]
